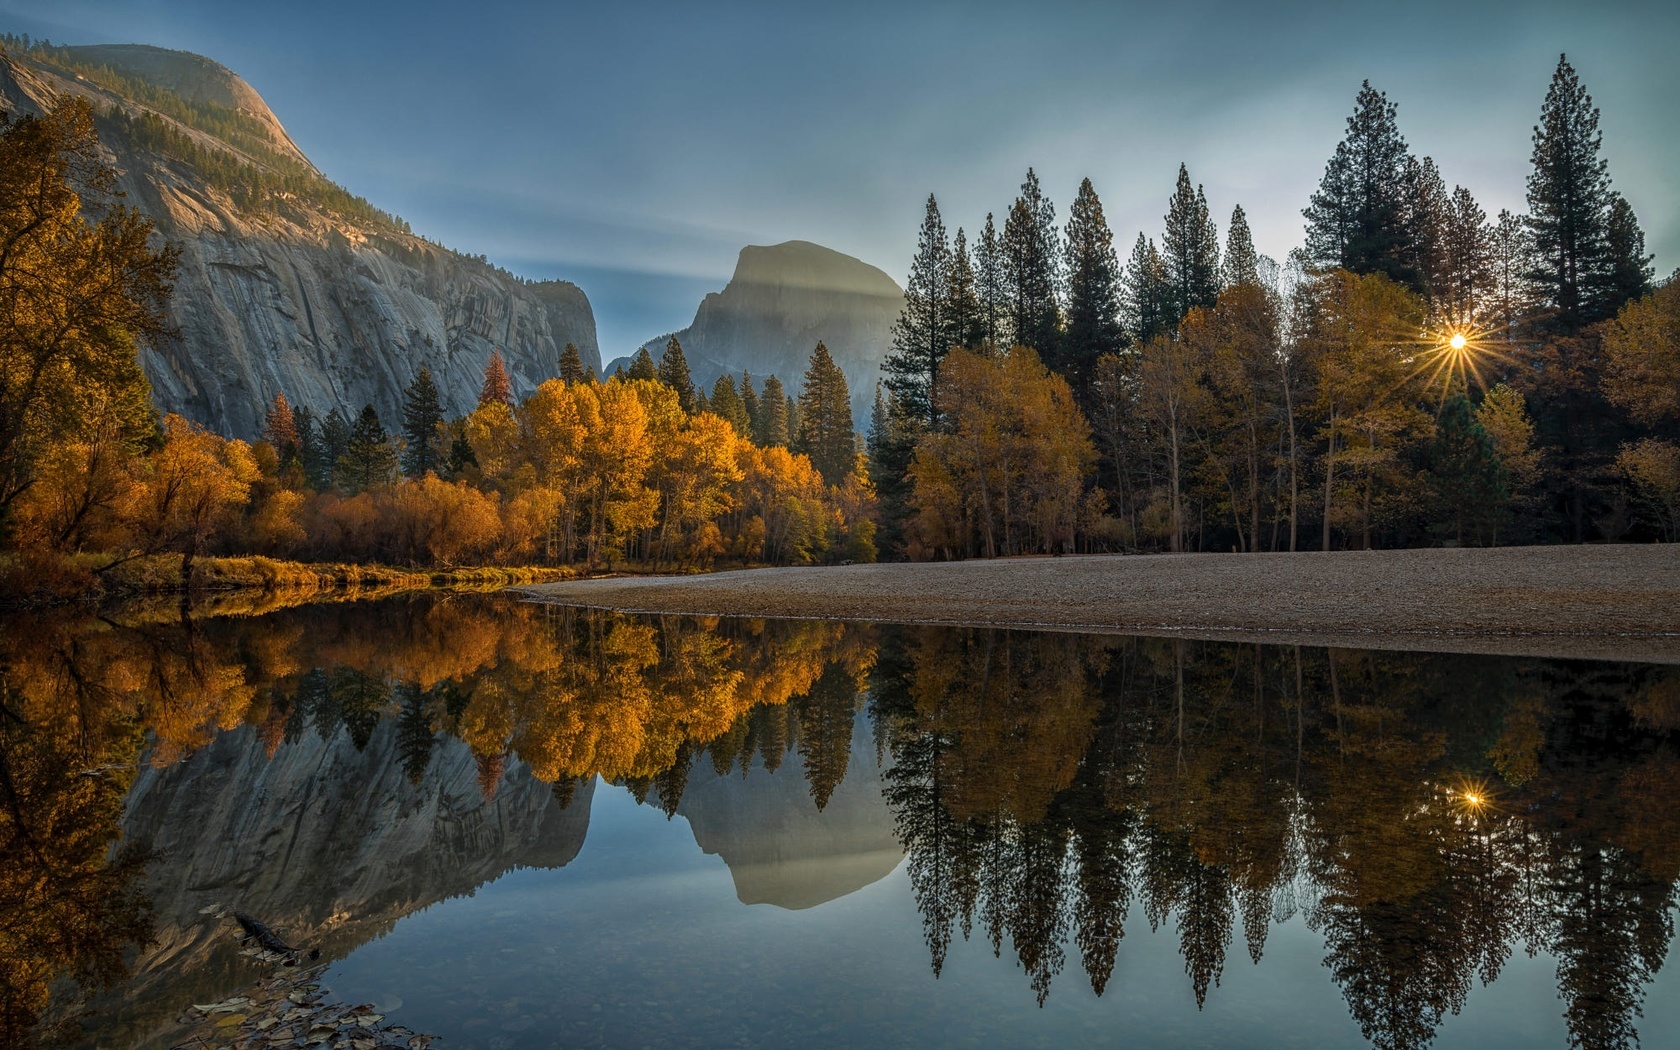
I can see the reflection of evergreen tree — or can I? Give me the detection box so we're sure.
[328,669,387,751]
[651,740,694,818]
[1549,842,1674,1050]
[793,662,863,810]
[395,683,435,785]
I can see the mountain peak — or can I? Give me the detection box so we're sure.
[57,42,312,167]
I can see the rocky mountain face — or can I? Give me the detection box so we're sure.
[673,711,902,910]
[0,43,599,438]
[82,722,594,1049]
[616,241,904,422]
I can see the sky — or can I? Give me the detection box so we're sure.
[5,0,1676,356]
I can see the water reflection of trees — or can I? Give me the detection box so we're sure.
[2,596,1677,1049]
[871,629,1680,1049]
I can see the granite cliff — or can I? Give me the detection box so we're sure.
[83,722,594,1049]
[616,240,904,421]
[0,42,599,437]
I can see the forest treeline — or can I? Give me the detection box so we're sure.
[0,98,873,591]
[871,55,1678,556]
[5,596,1678,1047]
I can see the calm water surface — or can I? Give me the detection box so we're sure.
[3,593,1678,1049]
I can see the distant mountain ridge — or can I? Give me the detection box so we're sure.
[611,240,903,421]
[0,39,600,437]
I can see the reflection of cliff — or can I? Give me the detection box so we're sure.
[676,712,901,910]
[88,722,593,1049]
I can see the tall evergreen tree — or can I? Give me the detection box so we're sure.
[1121,234,1173,344]
[976,212,1006,348]
[945,227,984,351]
[885,194,951,427]
[558,342,586,384]
[627,346,658,382]
[740,372,761,438]
[658,336,696,412]
[1429,395,1508,544]
[1162,164,1220,322]
[1526,54,1617,330]
[794,342,856,486]
[1062,177,1125,396]
[710,373,751,436]
[867,383,918,560]
[1440,186,1494,325]
[1489,209,1532,336]
[400,367,446,478]
[757,375,790,447]
[292,405,318,481]
[309,407,351,490]
[337,404,398,493]
[1405,156,1451,306]
[1303,81,1416,288]
[1603,192,1654,308]
[1002,168,1062,358]
[1221,205,1260,289]
[478,351,513,407]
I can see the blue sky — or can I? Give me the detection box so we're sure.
[6,0,1676,355]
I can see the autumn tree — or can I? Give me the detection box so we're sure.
[122,414,259,580]
[0,99,175,540]
[478,351,514,407]
[263,393,299,464]
[1603,282,1680,428]
[400,367,446,478]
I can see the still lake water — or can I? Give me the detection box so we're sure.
[4,592,1679,1049]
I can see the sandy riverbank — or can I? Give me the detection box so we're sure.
[518,545,1680,662]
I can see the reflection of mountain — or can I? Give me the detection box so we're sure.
[676,712,901,910]
[88,722,593,1049]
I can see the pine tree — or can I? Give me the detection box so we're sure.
[337,403,397,493]
[263,393,299,462]
[976,212,1006,348]
[658,336,696,412]
[559,341,586,384]
[867,383,917,559]
[1405,156,1451,306]
[1526,54,1616,330]
[710,373,751,436]
[309,407,350,490]
[292,405,317,481]
[401,367,446,477]
[884,194,950,427]
[1303,81,1416,287]
[627,346,658,382]
[1489,210,1532,336]
[1162,164,1220,323]
[757,375,790,446]
[1002,168,1062,358]
[945,227,983,351]
[1062,177,1124,396]
[1121,234,1173,344]
[1429,395,1508,544]
[785,394,800,446]
[1603,193,1654,309]
[1440,186,1493,325]
[794,341,856,485]
[478,351,513,407]
[741,373,761,437]
[1221,205,1260,289]
[446,424,478,478]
